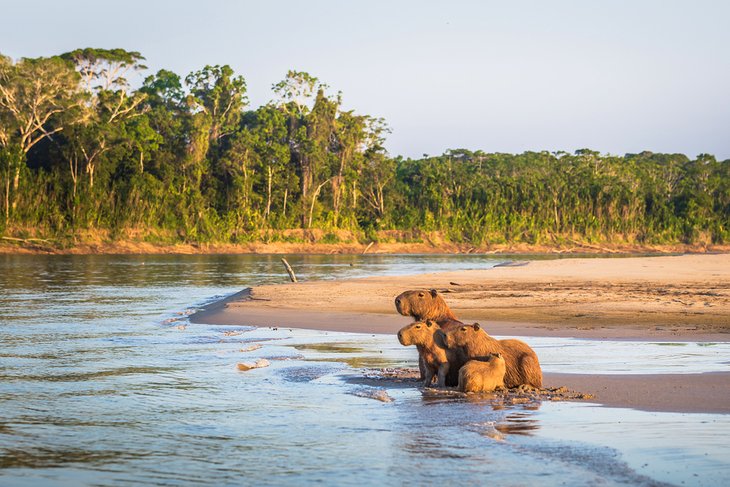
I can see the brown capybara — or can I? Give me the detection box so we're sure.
[394,289,462,328]
[441,323,542,389]
[397,320,460,387]
[458,354,506,393]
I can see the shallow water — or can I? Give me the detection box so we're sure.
[1,254,728,486]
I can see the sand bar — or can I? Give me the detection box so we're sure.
[191,254,730,413]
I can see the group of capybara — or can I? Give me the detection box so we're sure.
[395,289,542,393]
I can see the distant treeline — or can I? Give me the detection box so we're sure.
[1,49,728,246]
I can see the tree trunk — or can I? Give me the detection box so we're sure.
[4,173,9,225]
[332,176,343,226]
[282,187,288,219]
[307,178,331,229]
[241,149,249,208]
[300,156,312,227]
[69,156,78,198]
[88,163,95,189]
[375,183,386,218]
[332,152,347,226]
[12,166,20,191]
[265,165,273,219]
[11,166,20,211]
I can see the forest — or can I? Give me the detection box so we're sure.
[1,48,728,249]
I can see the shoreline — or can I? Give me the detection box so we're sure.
[2,239,729,255]
[189,254,730,414]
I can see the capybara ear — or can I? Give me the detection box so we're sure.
[430,289,438,297]
[472,323,481,331]
[434,329,447,347]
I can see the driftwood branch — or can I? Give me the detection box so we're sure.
[362,241,374,254]
[1,236,55,243]
[281,258,298,283]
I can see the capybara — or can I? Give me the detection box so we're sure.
[394,289,462,328]
[441,323,542,388]
[458,354,506,393]
[397,320,460,387]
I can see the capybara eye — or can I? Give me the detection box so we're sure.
[418,292,425,297]
[415,325,421,329]
[461,327,466,331]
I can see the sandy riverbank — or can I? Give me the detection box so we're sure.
[191,254,730,413]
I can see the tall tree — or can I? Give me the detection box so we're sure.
[0,54,85,220]
[185,65,247,146]
[272,71,328,226]
[251,105,290,223]
[331,110,366,226]
[302,89,339,228]
[61,48,148,190]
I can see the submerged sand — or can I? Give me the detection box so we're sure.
[191,254,730,413]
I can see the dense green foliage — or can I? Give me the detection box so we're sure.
[1,49,728,246]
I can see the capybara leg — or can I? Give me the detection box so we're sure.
[457,373,465,393]
[423,368,434,387]
[418,355,426,381]
[522,355,543,388]
[437,363,449,388]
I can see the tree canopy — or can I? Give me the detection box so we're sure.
[0,49,727,247]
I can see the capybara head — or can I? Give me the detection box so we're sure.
[394,289,456,321]
[443,322,484,349]
[397,320,438,346]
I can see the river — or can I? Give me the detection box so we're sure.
[1,254,728,486]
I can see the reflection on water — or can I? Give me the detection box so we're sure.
[496,411,542,436]
[1,254,729,486]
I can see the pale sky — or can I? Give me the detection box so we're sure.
[2,0,729,159]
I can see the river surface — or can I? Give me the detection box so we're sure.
[1,254,729,486]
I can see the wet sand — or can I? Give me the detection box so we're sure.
[191,254,730,414]
[543,372,730,414]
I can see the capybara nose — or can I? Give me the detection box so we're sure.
[395,298,401,306]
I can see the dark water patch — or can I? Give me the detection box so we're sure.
[55,388,125,398]
[293,342,367,354]
[8,415,139,429]
[494,411,541,436]
[517,442,674,487]
[0,447,150,469]
[402,436,471,459]
[262,354,305,361]
[0,366,175,383]
[185,335,289,345]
